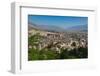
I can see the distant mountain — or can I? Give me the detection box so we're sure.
[28,22,88,32]
[65,24,88,32]
[28,22,65,32]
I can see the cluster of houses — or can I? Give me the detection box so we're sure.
[28,29,87,54]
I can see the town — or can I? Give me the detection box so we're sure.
[28,28,88,60]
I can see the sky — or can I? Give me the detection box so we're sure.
[28,15,88,29]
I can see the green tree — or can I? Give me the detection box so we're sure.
[28,33,42,49]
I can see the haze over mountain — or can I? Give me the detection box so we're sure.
[28,22,87,32]
[65,24,88,32]
[28,22,64,32]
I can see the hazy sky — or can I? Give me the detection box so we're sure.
[28,15,88,29]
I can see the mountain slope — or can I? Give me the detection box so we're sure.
[66,24,88,32]
[28,22,88,32]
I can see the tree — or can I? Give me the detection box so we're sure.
[28,33,42,49]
